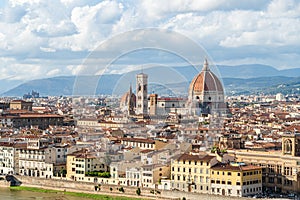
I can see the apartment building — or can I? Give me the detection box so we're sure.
[66,149,109,181]
[211,162,262,197]
[0,143,15,174]
[18,139,53,178]
[171,153,217,193]
[141,164,170,188]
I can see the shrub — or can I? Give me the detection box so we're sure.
[119,187,125,193]
[136,188,141,196]
[85,171,111,178]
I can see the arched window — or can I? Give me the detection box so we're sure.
[284,139,293,154]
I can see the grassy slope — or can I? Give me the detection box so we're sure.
[10,186,144,200]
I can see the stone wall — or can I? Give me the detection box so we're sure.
[0,180,10,188]
[14,176,248,200]
[14,176,168,199]
[162,190,246,200]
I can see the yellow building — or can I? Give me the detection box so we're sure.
[171,153,217,193]
[210,162,262,197]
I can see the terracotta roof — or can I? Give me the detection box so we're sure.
[122,137,155,144]
[177,153,215,162]
[140,149,154,154]
[211,163,262,172]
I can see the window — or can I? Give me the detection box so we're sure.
[237,172,240,176]
[236,182,240,185]
[228,172,232,176]
[222,181,226,184]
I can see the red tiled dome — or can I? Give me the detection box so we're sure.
[189,60,223,93]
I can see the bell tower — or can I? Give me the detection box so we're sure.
[136,73,148,115]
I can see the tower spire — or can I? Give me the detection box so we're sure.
[129,83,132,94]
[203,58,209,71]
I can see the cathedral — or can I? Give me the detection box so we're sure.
[188,59,226,116]
[120,59,226,117]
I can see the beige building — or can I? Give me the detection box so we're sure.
[10,100,33,111]
[66,150,109,181]
[141,164,170,188]
[232,133,300,194]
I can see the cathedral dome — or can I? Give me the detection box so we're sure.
[120,91,136,107]
[189,59,223,94]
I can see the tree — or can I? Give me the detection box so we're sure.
[136,188,141,196]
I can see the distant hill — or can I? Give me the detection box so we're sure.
[173,64,300,79]
[0,79,24,94]
[2,64,300,97]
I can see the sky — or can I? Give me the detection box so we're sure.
[0,0,300,81]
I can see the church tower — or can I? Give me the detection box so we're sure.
[136,73,148,115]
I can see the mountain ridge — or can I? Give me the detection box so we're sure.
[2,64,300,96]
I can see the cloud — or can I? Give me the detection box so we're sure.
[46,68,61,76]
[0,0,299,82]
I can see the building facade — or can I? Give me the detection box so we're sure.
[233,133,300,194]
[211,162,262,197]
[0,143,15,175]
[171,153,217,193]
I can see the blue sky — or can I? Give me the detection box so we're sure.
[0,0,300,80]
